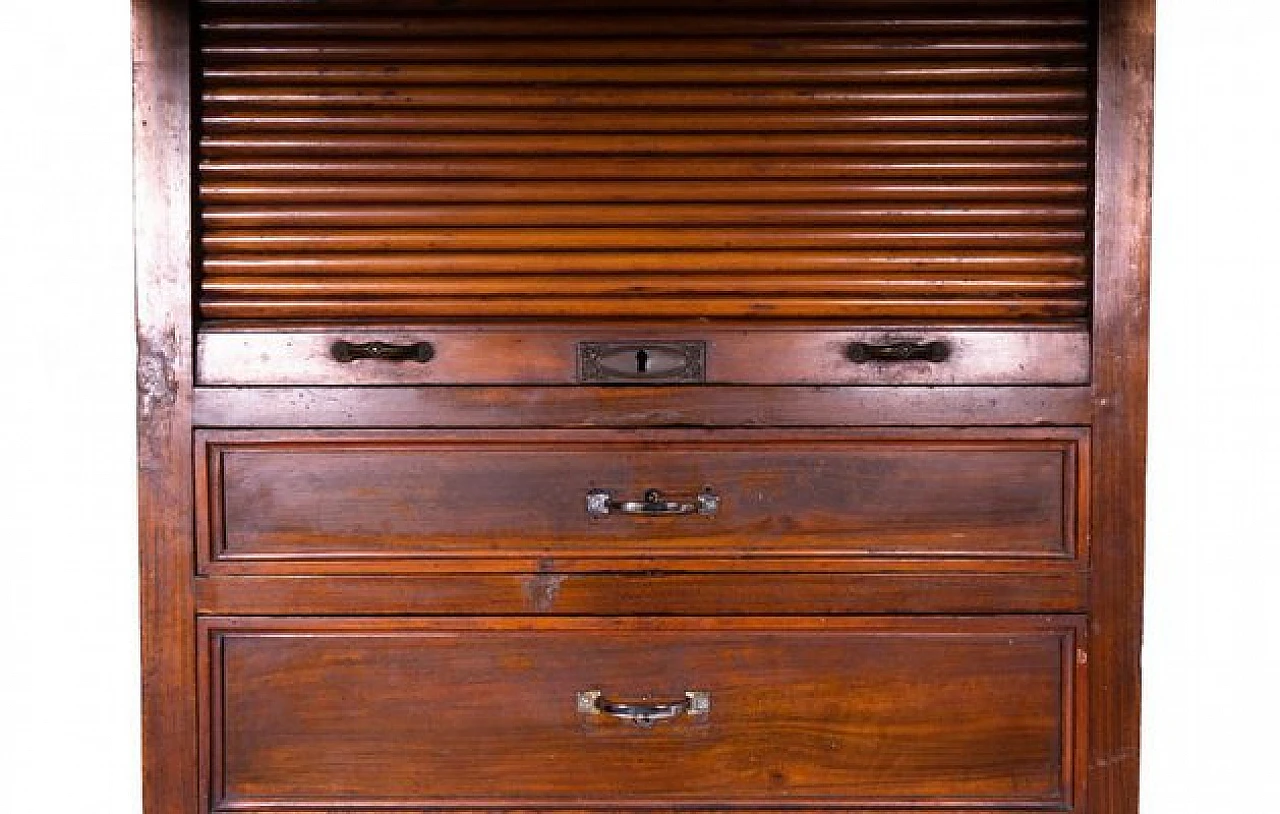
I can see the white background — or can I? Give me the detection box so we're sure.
[0,1,1277,811]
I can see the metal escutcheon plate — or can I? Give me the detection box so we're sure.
[578,341,706,384]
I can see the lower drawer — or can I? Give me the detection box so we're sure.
[201,616,1084,812]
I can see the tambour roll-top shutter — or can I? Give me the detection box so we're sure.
[196,0,1094,324]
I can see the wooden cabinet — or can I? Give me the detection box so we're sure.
[135,2,1152,813]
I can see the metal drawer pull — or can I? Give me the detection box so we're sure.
[577,690,711,728]
[586,488,719,518]
[331,340,435,363]
[846,340,950,363]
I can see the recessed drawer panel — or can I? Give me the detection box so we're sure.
[202,616,1084,812]
[197,326,1089,386]
[196,428,1087,574]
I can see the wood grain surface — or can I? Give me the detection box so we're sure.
[135,2,199,814]
[197,326,1089,386]
[1087,1,1155,811]
[192,384,1094,428]
[195,0,1094,323]
[202,616,1085,810]
[133,3,1153,813]
[196,428,1087,573]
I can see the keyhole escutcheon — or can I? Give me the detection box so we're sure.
[636,349,650,374]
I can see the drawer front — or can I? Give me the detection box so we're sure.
[202,617,1084,812]
[196,327,1089,386]
[196,428,1088,574]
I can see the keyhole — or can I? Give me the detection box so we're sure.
[636,349,650,374]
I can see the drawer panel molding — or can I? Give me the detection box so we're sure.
[201,616,1086,812]
[196,428,1089,575]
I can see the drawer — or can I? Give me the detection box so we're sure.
[197,326,1089,386]
[201,616,1085,812]
[196,428,1088,574]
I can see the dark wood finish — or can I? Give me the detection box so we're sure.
[1088,1,1154,812]
[195,0,1093,325]
[135,2,199,814]
[193,384,1094,428]
[196,428,1088,574]
[200,616,1086,811]
[198,326,1089,386]
[137,2,1153,812]
[194,573,1089,616]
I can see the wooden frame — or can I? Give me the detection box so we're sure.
[135,1,1154,812]
[135,1,197,813]
[1088,1,1155,812]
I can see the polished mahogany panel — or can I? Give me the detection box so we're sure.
[202,616,1085,811]
[195,0,1093,324]
[196,428,1087,574]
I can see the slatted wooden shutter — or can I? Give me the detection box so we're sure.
[196,0,1093,324]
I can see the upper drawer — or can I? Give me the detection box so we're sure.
[197,325,1089,385]
[202,616,1085,812]
[196,427,1088,574]
[195,0,1094,326]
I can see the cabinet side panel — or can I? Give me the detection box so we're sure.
[1090,0,1154,812]
[135,1,197,813]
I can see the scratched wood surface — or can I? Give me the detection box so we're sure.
[135,3,1152,813]
[202,616,1084,809]
[196,427,1087,573]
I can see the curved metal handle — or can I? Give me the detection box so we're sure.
[577,690,711,728]
[331,340,435,363]
[846,340,950,363]
[586,488,719,518]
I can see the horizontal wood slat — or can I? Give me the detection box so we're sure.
[202,274,1087,298]
[202,38,1089,63]
[206,62,1090,85]
[203,86,1089,109]
[204,249,1087,271]
[201,298,1087,320]
[202,203,1090,228]
[199,131,1090,152]
[201,181,1091,203]
[203,227,1088,250]
[196,0,1093,324]
[200,0,1088,10]
[201,13,1089,38]
[201,157,1090,176]
[203,112,1091,134]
